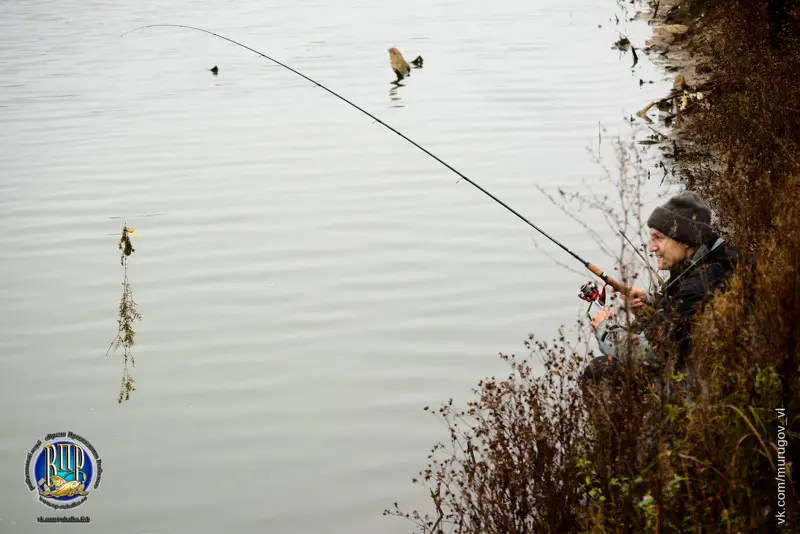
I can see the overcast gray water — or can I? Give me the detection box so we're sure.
[0,0,673,532]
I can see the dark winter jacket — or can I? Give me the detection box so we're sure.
[591,235,739,384]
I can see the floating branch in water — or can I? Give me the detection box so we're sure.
[388,47,411,82]
[636,101,656,123]
[106,225,141,403]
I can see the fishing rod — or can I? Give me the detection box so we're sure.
[120,24,652,310]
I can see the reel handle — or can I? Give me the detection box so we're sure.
[585,263,658,317]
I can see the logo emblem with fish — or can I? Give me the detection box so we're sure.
[25,432,103,510]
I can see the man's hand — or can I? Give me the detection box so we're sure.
[621,287,648,309]
[591,308,613,330]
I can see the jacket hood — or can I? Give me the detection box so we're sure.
[666,236,739,290]
[702,236,739,270]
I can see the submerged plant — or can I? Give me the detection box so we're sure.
[106,225,141,403]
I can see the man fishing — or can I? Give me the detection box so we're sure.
[582,191,739,393]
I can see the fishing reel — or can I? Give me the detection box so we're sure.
[579,281,606,305]
[578,281,608,318]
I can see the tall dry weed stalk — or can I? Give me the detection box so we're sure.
[107,225,140,403]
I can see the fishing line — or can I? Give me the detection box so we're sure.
[618,230,663,285]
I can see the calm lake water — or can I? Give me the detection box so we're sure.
[1,0,672,532]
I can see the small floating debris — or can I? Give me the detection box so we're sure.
[612,35,631,50]
[410,55,423,68]
[210,65,218,76]
[636,101,656,122]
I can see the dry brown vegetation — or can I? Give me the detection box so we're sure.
[386,1,800,532]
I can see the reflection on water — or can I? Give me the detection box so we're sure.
[389,81,405,108]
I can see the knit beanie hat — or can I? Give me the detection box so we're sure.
[647,191,715,247]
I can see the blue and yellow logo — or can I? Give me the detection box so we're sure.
[25,432,103,510]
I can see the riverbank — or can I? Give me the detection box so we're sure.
[634,0,799,246]
[389,0,799,531]
[634,1,800,529]
[631,0,719,178]
[593,0,800,528]
[637,0,711,88]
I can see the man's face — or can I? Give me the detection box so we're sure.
[648,228,691,270]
